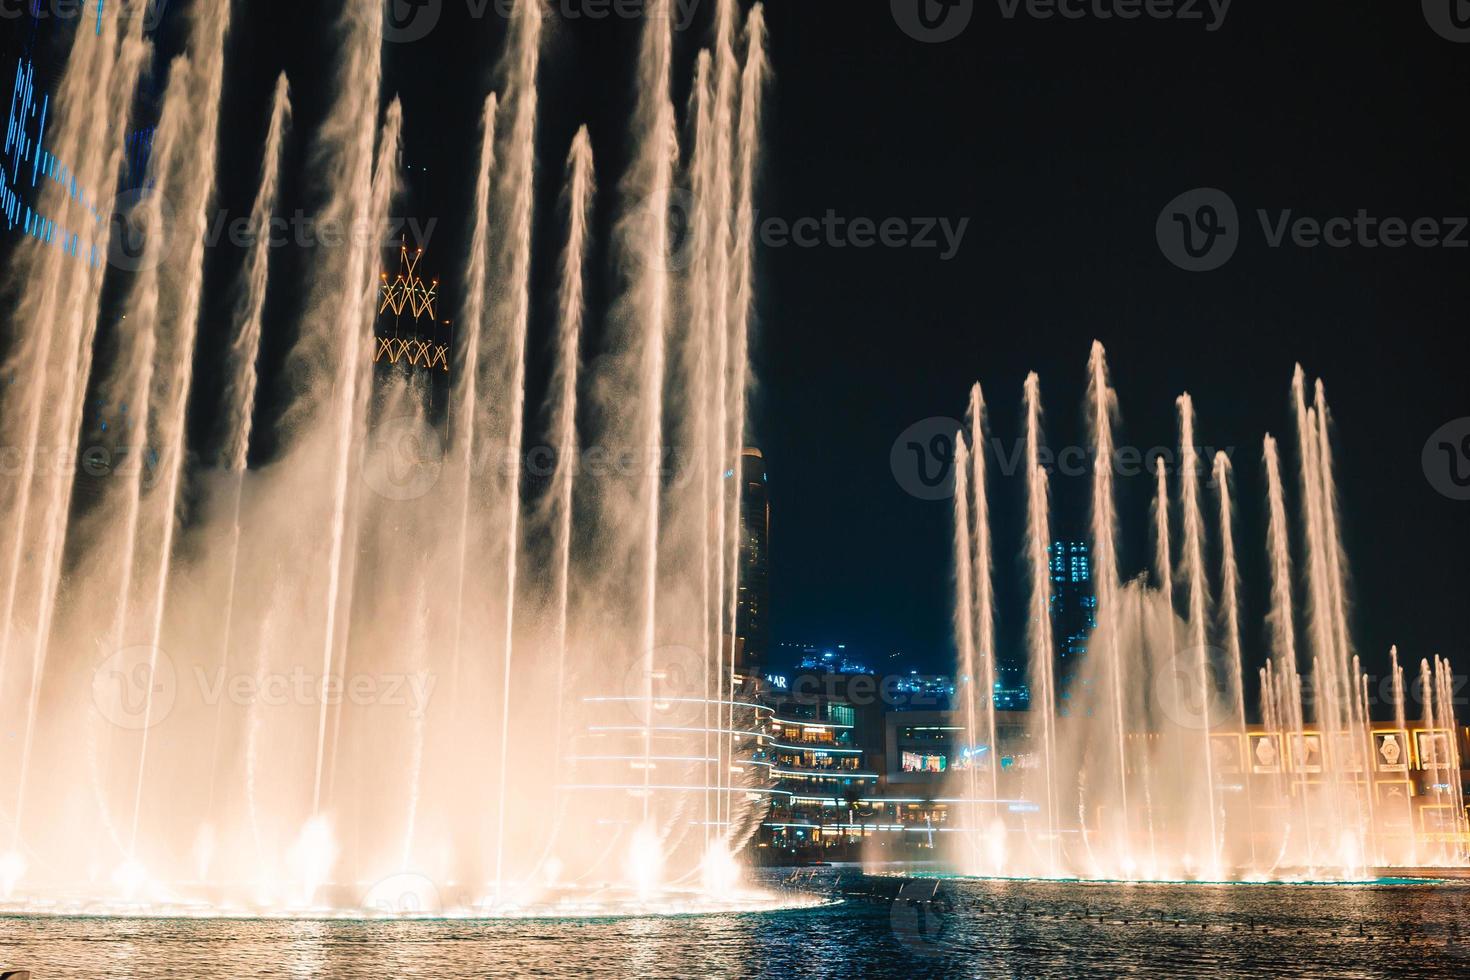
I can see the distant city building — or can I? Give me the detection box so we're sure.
[735,448,770,670]
[1049,540,1096,717]
[992,664,1031,711]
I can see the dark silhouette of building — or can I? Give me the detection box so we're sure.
[736,447,770,671]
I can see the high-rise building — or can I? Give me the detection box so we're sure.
[1049,539,1096,717]
[372,243,453,437]
[735,447,770,671]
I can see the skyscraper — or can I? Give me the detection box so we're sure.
[1049,539,1096,716]
[736,447,770,671]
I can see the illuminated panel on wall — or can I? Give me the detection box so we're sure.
[1,3,163,268]
[2,54,108,266]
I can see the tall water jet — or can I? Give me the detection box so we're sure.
[447,92,498,707]
[489,0,542,898]
[1436,658,1468,857]
[318,99,403,815]
[0,1,138,686]
[1293,369,1340,732]
[968,384,999,821]
[219,74,291,474]
[701,0,740,834]
[204,67,291,837]
[1022,372,1059,872]
[129,0,233,852]
[3,2,151,864]
[264,0,392,824]
[0,0,790,913]
[1264,434,1312,862]
[952,434,980,865]
[1390,646,1417,865]
[619,0,676,829]
[1175,394,1218,873]
[1419,659,1443,862]
[721,3,768,834]
[1313,381,1365,843]
[1214,451,1256,865]
[539,126,595,854]
[687,50,717,844]
[1086,341,1129,854]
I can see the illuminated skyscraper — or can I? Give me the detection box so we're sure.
[1049,539,1096,716]
[736,447,770,671]
[372,242,453,435]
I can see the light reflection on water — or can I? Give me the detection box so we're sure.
[3,869,1470,979]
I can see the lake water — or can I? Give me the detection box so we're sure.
[3,869,1470,978]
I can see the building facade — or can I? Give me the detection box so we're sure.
[735,448,770,672]
[1049,539,1096,717]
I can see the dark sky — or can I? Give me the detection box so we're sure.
[751,0,1470,679]
[4,1,1468,685]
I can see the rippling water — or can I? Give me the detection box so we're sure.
[4,870,1470,978]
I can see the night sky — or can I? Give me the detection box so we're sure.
[4,1,1468,685]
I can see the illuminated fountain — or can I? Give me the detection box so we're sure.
[946,343,1468,882]
[0,0,819,917]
